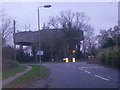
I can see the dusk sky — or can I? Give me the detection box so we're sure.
[1,1,118,35]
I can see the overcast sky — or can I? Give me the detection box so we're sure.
[1,1,118,35]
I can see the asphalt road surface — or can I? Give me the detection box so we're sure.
[42,62,119,88]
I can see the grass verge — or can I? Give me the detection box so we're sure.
[2,65,26,80]
[5,65,50,88]
[0,72,2,80]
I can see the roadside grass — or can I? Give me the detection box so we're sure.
[0,72,2,80]
[5,65,50,88]
[2,65,26,80]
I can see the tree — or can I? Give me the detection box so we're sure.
[81,25,95,58]
[39,30,65,61]
[98,25,120,49]
[47,16,60,29]
[102,37,115,48]
[96,24,120,67]
[112,25,120,46]
[44,10,92,61]
[0,7,13,46]
[47,10,90,30]
[0,8,17,69]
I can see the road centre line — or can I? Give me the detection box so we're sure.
[79,66,103,69]
[84,70,91,74]
[72,66,75,68]
[78,68,83,70]
[77,67,109,82]
[94,75,110,81]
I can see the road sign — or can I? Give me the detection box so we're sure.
[37,50,43,55]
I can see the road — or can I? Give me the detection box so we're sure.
[42,62,119,88]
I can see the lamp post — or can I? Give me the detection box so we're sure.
[38,5,51,64]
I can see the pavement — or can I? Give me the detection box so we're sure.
[2,66,32,87]
[40,62,119,88]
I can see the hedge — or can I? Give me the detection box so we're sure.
[96,46,120,67]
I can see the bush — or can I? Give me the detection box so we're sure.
[97,51,106,64]
[2,46,14,60]
[16,49,34,63]
[2,46,19,71]
[96,46,120,68]
[2,59,19,71]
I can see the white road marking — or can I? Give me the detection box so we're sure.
[78,68,83,70]
[90,67,95,68]
[84,70,91,74]
[72,66,75,68]
[94,75,110,81]
[82,67,86,68]
[78,67,109,82]
[79,66,104,69]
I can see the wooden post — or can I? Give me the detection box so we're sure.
[13,20,16,61]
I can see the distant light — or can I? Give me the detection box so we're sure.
[72,58,76,62]
[66,58,69,63]
[72,50,76,53]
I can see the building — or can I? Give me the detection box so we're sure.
[14,29,84,62]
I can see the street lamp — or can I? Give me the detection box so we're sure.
[38,5,51,64]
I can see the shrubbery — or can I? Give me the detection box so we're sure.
[2,46,19,71]
[2,59,19,71]
[16,50,34,63]
[96,46,120,68]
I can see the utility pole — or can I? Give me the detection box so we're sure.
[29,23,31,31]
[38,8,41,64]
[13,20,16,61]
[25,24,27,31]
